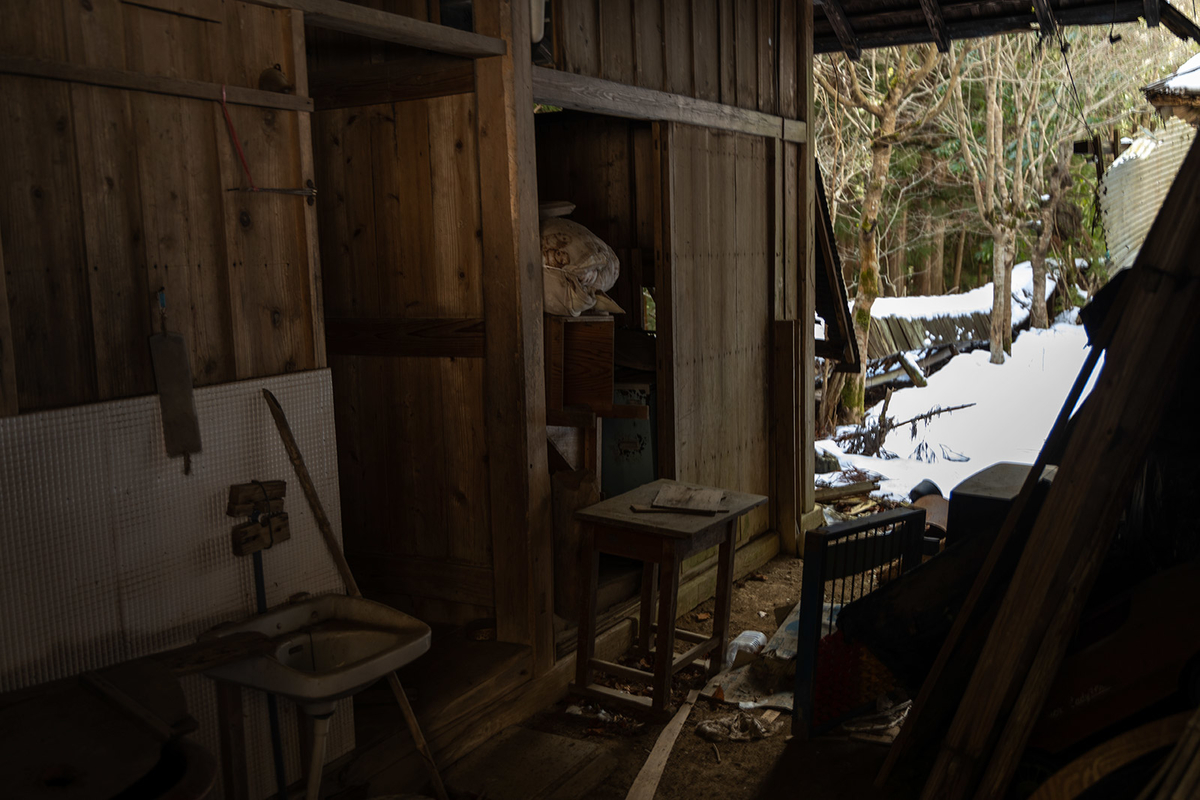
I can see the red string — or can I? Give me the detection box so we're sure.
[220,85,257,192]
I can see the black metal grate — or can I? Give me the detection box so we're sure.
[793,507,926,736]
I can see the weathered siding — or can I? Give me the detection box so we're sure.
[314,93,495,625]
[0,0,321,414]
[552,0,803,118]
[659,124,773,562]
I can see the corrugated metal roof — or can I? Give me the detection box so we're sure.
[1101,119,1195,270]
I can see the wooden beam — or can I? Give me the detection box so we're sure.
[1032,0,1059,38]
[0,55,313,112]
[1145,0,1162,26]
[917,0,951,52]
[474,0,556,676]
[813,2,1145,53]
[238,0,506,58]
[820,0,861,60]
[1162,1,1200,42]
[798,0,817,525]
[309,53,475,110]
[531,67,806,143]
[324,317,485,358]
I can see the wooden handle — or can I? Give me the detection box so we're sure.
[261,388,361,598]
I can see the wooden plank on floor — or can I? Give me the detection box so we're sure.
[625,689,700,800]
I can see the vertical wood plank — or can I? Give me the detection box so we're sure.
[653,122,677,479]
[289,9,327,369]
[0,223,17,416]
[633,0,665,90]
[779,0,798,118]
[73,85,155,401]
[559,0,600,76]
[691,0,719,102]
[717,0,736,105]
[216,103,316,379]
[662,0,694,96]
[599,0,634,85]
[772,319,799,554]
[734,0,758,110]
[475,0,554,673]
[758,0,777,114]
[0,76,98,411]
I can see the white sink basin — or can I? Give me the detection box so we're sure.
[202,594,430,715]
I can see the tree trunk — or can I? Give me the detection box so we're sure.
[890,205,908,297]
[951,228,966,292]
[976,238,983,287]
[989,226,1008,364]
[1031,139,1073,328]
[845,137,894,424]
[931,215,946,294]
[1002,230,1015,354]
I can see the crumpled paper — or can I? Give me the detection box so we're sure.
[695,712,781,742]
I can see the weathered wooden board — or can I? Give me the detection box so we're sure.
[0,1,320,412]
[663,124,772,568]
[314,90,493,625]
[550,0,788,115]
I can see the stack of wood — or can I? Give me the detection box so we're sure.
[876,139,1200,799]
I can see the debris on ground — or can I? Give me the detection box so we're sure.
[695,712,782,742]
[839,697,912,746]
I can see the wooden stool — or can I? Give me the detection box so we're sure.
[571,479,767,714]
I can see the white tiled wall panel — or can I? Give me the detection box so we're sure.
[0,369,354,799]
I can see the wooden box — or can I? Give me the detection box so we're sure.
[544,315,614,413]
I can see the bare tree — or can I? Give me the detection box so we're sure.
[950,36,1045,363]
[816,45,967,421]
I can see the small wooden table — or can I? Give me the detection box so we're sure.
[572,479,768,714]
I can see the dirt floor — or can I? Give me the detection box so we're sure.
[516,554,919,800]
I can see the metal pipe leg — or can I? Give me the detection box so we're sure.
[304,714,331,800]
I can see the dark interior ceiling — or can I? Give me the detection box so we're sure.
[813,0,1200,58]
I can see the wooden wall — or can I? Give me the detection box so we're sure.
[658,124,773,558]
[0,0,323,415]
[314,93,495,625]
[551,0,804,118]
[534,112,655,328]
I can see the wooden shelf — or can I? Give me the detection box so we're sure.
[239,0,506,59]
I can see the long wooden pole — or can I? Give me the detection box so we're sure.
[262,388,449,800]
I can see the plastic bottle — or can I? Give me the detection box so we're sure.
[723,630,768,671]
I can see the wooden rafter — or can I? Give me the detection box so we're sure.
[1162,1,1200,41]
[1145,0,1163,26]
[917,0,951,52]
[821,0,862,60]
[814,1,1145,53]
[1032,0,1059,38]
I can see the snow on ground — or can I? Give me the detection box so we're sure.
[819,321,1094,500]
[869,262,1054,326]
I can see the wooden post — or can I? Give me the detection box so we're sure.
[772,319,800,555]
[797,0,817,528]
[474,0,556,675]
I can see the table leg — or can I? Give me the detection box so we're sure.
[652,543,679,713]
[639,561,658,658]
[575,522,600,689]
[709,519,737,678]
